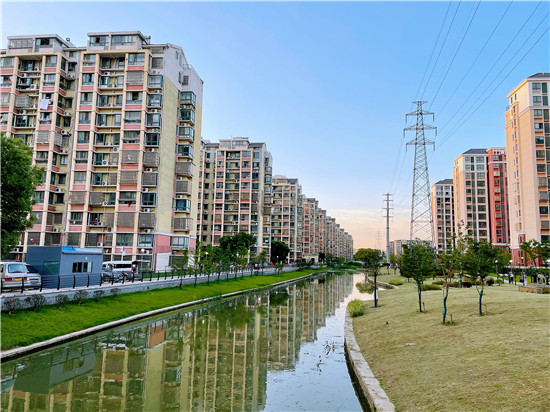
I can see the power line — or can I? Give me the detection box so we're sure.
[429,0,482,108]
[414,1,453,102]
[420,0,463,100]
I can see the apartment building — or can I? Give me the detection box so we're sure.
[271,175,302,262]
[486,147,509,247]
[301,196,319,262]
[505,73,550,263]
[196,137,273,254]
[453,149,491,242]
[431,179,454,252]
[1,32,203,270]
[1,35,79,258]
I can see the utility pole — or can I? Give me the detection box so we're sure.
[404,101,437,243]
[383,193,393,264]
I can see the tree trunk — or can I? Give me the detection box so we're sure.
[478,288,484,316]
[418,286,422,313]
[442,295,447,323]
[374,273,378,308]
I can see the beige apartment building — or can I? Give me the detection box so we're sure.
[453,149,491,242]
[431,178,454,252]
[196,137,273,254]
[1,32,203,270]
[271,175,302,262]
[505,73,550,264]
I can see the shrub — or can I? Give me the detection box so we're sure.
[462,280,472,288]
[495,278,503,285]
[389,279,404,286]
[24,294,47,312]
[449,281,460,288]
[347,300,365,317]
[93,290,105,302]
[4,297,21,314]
[421,283,441,291]
[432,280,444,285]
[73,290,88,305]
[110,288,121,299]
[486,277,495,286]
[356,282,374,293]
[55,294,69,308]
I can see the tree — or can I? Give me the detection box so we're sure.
[401,241,436,313]
[172,249,190,282]
[355,248,384,308]
[390,253,397,274]
[318,252,326,265]
[219,232,256,259]
[1,134,42,258]
[271,241,290,264]
[520,239,550,268]
[463,240,496,316]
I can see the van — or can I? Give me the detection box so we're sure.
[102,261,136,281]
[0,262,42,291]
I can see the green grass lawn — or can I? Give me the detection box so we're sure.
[352,277,549,412]
[1,269,320,350]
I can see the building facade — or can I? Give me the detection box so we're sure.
[271,176,302,262]
[431,178,454,253]
[486,147,510,247]
[453,149,490,242]
[1,32,203,270]
[196,137,273,254]
[505,73,550,264]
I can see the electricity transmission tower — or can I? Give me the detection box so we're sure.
[383,193,393,263]
[404,101,437,243]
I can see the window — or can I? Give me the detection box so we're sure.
[90,36,106,46]
[540,206,549,215]
[172,236,189,249]
[112,35,136,45]
[80,92,93,104]
[78,112,91,125]
[119,191,136,203]
[148,75,163,88]
[532,82,541,91]
[138,234,153,247]
[77,131,90,143]
[116,233,134,246]
[35,151,48,164]
[73,171,86,183]
[33,191,44,204]
[146,113,161,127]
[70,212,83,225]
[126,91,142,104]
[60,155,68,165]
[82,73,94,85]
[533,96,542,105]
[0,57,14,68]
[124,111,141,124]
[534,109,543,117]
[123,131,140,143]
[72,262,92,273]
[128,53,145,65]
[141,192,156,206]
[146,94,162,107]
[45,55,57,68]
[175,198,191,212]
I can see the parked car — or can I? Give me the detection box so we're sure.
[101,270,122,283]
[0,261,42,291]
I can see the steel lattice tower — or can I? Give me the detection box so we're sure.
[404,101,437,242]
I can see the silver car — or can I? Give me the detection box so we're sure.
[0,262,42,291]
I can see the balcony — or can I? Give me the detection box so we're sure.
[176,126,194,142]
[178,109,195,125]
[179,91,196,107]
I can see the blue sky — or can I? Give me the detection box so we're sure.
[2,1,548,248]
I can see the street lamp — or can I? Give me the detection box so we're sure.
[509,259,514,284]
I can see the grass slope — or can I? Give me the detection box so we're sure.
[353,278,549,412]
[1,269,319,350]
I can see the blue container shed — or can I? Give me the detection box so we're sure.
[26,246,103,289]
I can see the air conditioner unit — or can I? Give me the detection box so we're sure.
[152,70,159,75]
[30,84,37,89]
[113,147,119,152]
[109,84,115,88]
[144,229,152,233]
[107,103,113,107]
[55,188,62,193]
[34,68,40,72]
[102,181,107,186]
[149,148,156,152]
[102,201,108,206]
[146,168,153,172]
[60,148,67,154]
[20,110,27,114]
[61,130,68,135]
[143,188,149,192]
[177,176,183,181]
[106,227,112,232]
[176,195,183,199]
[143,249,150,254]
[143,208,151,213]
[67,74,75,80]
[52,228,60,233]
[22,73,27,78]
[155,90,161,94]
[63,111,69,116]
[104,141,112,146]
[152,109,158,113]
[97,242,103,247]
[102,159,109,165]
[104,72,110,76]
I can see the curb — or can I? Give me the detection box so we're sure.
[0,272,317,362]
[344,309,395,412]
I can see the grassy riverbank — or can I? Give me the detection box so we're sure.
[1,269,321,351]
[353,276,549,411]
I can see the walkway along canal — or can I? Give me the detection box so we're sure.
[1,272,367,411]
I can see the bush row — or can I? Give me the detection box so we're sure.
[3,288,121,314]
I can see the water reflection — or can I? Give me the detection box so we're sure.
[1,273,357,411]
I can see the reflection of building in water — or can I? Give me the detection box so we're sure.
[1,274,353,411]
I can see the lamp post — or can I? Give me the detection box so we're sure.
[509,259,514,284]
[205,251,209,284]
[495,260,499,286]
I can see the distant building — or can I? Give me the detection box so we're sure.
[505,73,550,264]
[486,147,510,247]
[431,179,454,253]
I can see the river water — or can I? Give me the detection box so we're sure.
[1,272,367,411]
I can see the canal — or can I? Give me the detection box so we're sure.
[1,272,367,411]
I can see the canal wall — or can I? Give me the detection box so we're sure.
[0,271,320,361]
[344,311,395,412]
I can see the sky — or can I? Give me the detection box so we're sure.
[1,0,548,249]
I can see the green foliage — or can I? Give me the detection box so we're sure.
[347,299,365,317]
[354,248,383,272]
[520,239,550,266]
[24,294,47,312]
[93,290,105,301]
[73,290,89,305]
[432,280,444,285]
[1,133,43,257]
[219,232,256,258]
[271,240,290,263]
[421,283,442,291]
[356,282,374,293]
[389,279,404,286]
[110,288,121,299]
[172,249,190,277]
[401,241,437,313]
[4,297,21,314]
[55,294,69,308]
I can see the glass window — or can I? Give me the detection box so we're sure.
[0,57,14,68]
[45,55,57,68]
[82,73,94,85]
[533,96,542,105]
[116,233,134,246]
[128,53,145,65]
[77,131,89,143]
[532,82,541,91]
[72,262,91,273]
[124,111,141,124]
[141,192,156,206]
[138,234,154,247]
[126,91,142,104]
[73,171,86,183]
[33,191,45,203]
